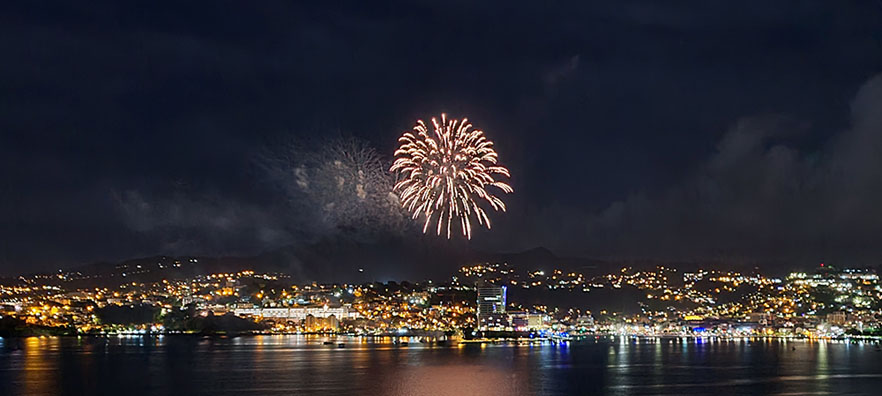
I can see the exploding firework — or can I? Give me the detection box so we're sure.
[391,114,513,239]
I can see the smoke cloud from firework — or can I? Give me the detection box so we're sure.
[258,136,407,236]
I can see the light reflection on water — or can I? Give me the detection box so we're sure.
[0,336,880,395]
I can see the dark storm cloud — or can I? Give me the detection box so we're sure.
[114,190,295,256]
[514,74,882,266]
[1,1,881,273]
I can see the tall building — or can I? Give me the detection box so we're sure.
[326,314,339,331]
[477,285,506,328]
[305,314,317,330]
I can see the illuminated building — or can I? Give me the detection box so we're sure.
[233,305,359,320]
[827,311,847,326]
[476,285,506,328]
[304,314,339,332]
[507,311,550,330]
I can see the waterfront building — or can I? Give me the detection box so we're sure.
[477,285,506,328]
[233,305,359,320]
[304,314,339,332]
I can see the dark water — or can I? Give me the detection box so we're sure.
[1,336,881,395]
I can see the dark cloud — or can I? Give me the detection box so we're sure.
[114,190,295,255]
[543,55,581,86]
[518,74,882,266]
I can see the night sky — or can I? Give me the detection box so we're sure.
[2,1,882,274]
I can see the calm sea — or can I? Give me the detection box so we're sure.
[1,336,881,395]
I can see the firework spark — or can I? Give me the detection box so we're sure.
[391,114,513,239]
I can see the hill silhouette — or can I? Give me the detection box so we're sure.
[41,235,629,287]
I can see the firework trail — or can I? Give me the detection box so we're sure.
[391,114,513,239]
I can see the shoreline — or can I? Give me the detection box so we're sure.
[3,333,882,344]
